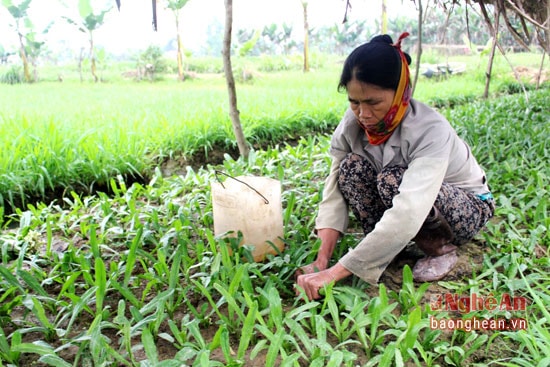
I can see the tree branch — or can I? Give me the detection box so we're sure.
[342,0,352,23]
[498,0,530,50]
[504,0,546,29]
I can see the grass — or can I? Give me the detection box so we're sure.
[0,51,546,212]
[0,68,347,212]
[0,51,548,364]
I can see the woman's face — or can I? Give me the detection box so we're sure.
[346,79,396,130]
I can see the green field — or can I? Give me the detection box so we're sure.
[0,52,549,366]
[0,51,546,213]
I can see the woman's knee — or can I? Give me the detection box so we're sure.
[376,166,405,206]
[339,154,376,185]
[339,153,365,173]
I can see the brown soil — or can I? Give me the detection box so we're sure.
[159,146,240,176]
[513,65,549,85]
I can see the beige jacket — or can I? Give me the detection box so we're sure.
[315,99,490,284]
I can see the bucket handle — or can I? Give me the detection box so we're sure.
[214,170,270,204]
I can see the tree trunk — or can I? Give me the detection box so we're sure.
[78,47,84,83]
[536,51,546,89]
[175,14,184,81]
[412,0,423,97]
[223,0,249,158]
[547,0,550,54]
[177,34,184,81]
[302,1,309,72]
[89,34,98,83]
[381,0,388,34]
[152,0,158,31]
[18,32,31,83]
[483,5,500,99]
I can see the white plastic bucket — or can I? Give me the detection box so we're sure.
[211,172,284,261]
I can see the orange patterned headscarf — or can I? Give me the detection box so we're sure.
[363,32,412,145]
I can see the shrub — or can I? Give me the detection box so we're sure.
[139,45,168,74]
[0,66,23,84]
[497,80,550,94]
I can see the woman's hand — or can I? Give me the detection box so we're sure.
[295,228,340,278]
[295,263,352,301]
[295,259,328,278]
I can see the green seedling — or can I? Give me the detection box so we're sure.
[0,88,548,365]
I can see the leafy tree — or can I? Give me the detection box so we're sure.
[337,20,370,50]
[24,30,47,81]
[386,16,417,42]
[140,45,167,73]
[257,23,297,55]
[1,0,33,82]
[64,0,112,82]
[136,44,167,80]
[473,0,548,53]
[238,30,260,57]
[165,0,190,81]
[256,25,278,54]
[203,19,223,56]
[417,3,485,45]
[279,23,296,54]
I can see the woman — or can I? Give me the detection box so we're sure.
[295,33,495,301]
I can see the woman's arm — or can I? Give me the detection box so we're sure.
[339,156,448,284]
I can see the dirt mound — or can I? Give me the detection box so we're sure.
[513,65,549,84]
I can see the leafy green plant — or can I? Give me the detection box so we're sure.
[0,65,23,84]
[0,85,547,365]
[0,326,21,365]
[12,341,71,367]
[390,265,431,312]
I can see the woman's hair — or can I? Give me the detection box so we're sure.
[338,34,412,92]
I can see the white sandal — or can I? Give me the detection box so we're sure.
[412,251,458,282]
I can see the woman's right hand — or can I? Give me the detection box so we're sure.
[294,228,340,278]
